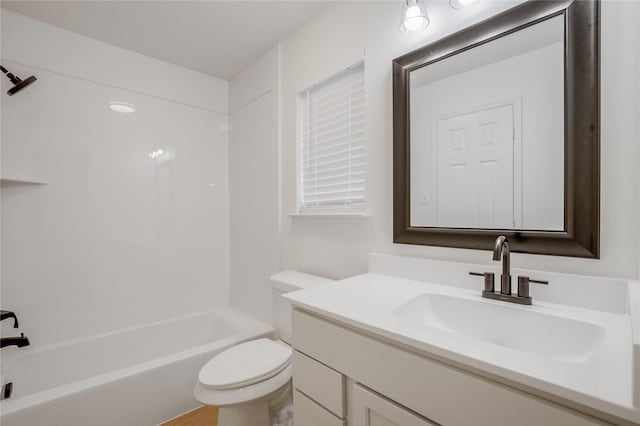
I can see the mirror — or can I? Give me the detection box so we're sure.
[393,0,600,257]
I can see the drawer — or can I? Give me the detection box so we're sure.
[293,350,345,417]
[294,390,345,426]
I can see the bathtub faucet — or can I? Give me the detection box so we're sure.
[1,333,30,349]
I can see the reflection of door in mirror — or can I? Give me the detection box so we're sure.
[409,15,564,231]
[434,104,516,229]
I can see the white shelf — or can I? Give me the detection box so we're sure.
[0,176,48,185]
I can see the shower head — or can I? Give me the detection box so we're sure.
[0,65,37,96]
[6,75,37,96]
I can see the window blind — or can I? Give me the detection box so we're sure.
[298,61,366,212]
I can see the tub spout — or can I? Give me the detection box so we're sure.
[1,333,30,349]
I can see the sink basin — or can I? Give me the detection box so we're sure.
[394,293,606,362]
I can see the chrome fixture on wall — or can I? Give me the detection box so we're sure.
[0,65,37,96]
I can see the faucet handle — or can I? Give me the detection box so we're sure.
[469,272,495,292]
[0,310,18,328]
[517,276,548,298]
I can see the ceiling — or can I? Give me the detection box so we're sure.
[0,1,332,80]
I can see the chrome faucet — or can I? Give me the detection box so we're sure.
[493,235,511,295]
[469,235,549,305]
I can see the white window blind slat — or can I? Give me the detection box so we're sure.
[304,179,366,194]
[302,161,365,180]
[303,171,366,187]
[309,188,366,198]
[303,144,365,163]
[309,196,366,206]
[311,81,364,106]
[301,153,366,172]
[298,61,366,211]
[302,129,365,151]
[302,134,366,157]
[310,91,365,117]
[302,111,365,135]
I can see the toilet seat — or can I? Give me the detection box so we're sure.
[195,364,292,406]
[194,338,293,406]
[199,338,292,390]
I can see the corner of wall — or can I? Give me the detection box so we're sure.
[636,0,640,280]
[228,44,281,325]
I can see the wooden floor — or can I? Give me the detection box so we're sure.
[161,406,218,426]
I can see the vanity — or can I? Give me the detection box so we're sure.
[285,254,640,426]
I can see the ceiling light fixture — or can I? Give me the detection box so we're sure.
[108,101,136,113]
[449,0,482,9]
[148,149,164,159]
[400,0,429,34]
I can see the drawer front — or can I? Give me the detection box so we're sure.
[294,390,345,426]
[351,383,438,426]
[292,309,611,426]
[293,350,345,417]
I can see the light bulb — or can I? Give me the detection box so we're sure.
[405,5,420,19]
[400,0,429,34]
[449,0,481,9]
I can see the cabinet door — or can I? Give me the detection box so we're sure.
[294,390,345,426]
[351,384,438,426]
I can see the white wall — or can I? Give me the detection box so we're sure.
[279,1,640,280]
[0,10,230,346]
[228,46,282,325]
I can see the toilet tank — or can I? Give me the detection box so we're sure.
[270,270,334,344]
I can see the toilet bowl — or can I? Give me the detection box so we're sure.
[194,338,293,426]
[194,271,333,426]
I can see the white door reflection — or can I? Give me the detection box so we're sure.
[434,103,516,229]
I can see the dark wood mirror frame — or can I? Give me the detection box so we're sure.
[392,0,600,258]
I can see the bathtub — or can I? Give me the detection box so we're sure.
[0,307,273,426]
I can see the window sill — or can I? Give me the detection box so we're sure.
[286,212,370,219]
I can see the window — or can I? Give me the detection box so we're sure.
[297,61,366,214]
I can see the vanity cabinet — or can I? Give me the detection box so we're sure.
[291,308,612,426]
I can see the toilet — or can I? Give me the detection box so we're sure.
[194,271,333,426]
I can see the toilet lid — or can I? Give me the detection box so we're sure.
[199,338,292,390]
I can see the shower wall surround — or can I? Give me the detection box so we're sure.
[0,10,230,346]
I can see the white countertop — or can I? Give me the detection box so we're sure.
[285,272,640,423]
